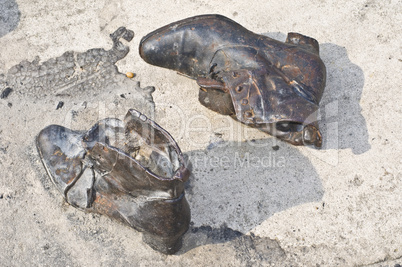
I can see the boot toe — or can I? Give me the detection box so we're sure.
[36,125,86,197]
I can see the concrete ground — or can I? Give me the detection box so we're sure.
[0,0,401,266]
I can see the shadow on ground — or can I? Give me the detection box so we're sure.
[319,43,370,154]
[0,0,20,38]
[180,138,324,253]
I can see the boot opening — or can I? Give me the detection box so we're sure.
[83,115,181,179]
[123,118,180,178]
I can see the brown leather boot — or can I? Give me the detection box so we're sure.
[36,109,190,254]
[139,14,326,147]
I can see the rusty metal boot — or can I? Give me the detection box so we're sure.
[36,109,190,254]
[139,14,326,147]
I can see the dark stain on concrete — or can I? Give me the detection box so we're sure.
[0,0,21,38]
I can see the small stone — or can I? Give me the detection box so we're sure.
[126,72,134,78]
[1,87,13,99]
[56,101,64,110]
[353,175,363,186]
[272,145,280,151]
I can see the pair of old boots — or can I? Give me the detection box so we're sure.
[37,15,326,254]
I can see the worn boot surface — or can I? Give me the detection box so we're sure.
[140,14,326,147]
[36,109,190,254]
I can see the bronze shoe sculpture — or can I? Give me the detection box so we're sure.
[36,109,190,254]
[139,14,326,147]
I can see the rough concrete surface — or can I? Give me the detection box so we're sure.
[0,0,401,266]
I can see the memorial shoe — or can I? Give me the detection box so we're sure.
[139,14,326,147]
[36,109,190,254]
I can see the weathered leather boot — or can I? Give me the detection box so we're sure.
[36,109,190,254]
[139,14,326,147]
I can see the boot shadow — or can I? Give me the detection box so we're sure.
[179,138,324,253]
[319,43,370,154]
[263,32,370,154]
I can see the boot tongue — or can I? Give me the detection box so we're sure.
[82,118,125,150]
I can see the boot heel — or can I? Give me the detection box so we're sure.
[142,233,183,255]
